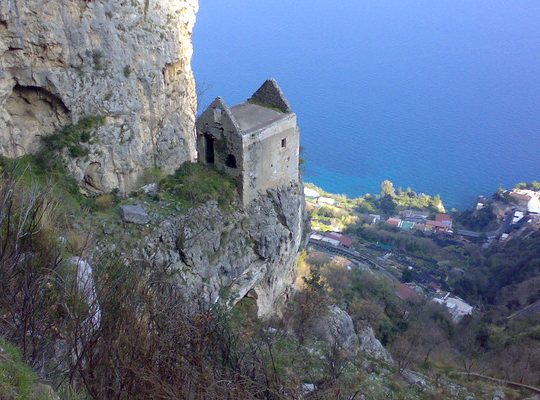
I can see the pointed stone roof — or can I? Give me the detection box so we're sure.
[206,96,241,130]
[248,79,292,113]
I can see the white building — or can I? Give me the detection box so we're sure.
[511,189,540,214]
[304,187,321,198]
[433,293,473,322]
[512,211,525,224]
[317,196,336,206]
[369,214,381,225]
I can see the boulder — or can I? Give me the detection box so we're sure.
[402,369,428,387]
[492,389,505,400]
[141,183,159,197]
[357,325,394,364]
[301,383,315,394]
[120,205,150,225]
[314,305,359,352]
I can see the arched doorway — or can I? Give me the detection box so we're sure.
[204,134,215,164]
[225,154,237,169]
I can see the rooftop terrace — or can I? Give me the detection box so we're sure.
[230,102,289,134]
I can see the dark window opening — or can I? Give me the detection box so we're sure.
[225,154,237,169]
[205,134,215,164]
[281,138,287,148]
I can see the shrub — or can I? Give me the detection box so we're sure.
[0,155,95,211]
[160,163,238,209]
[94,194,116,210]
[0,338,38,400]
[139,167,165,186]
[42,116,104,158]
[92,50,104,70]
[0,172,66,374]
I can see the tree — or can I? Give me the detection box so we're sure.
[348,299,385,333]
[284,271,328,344]
[380,180,395,197]
[390,330,419,372]
[379,195,397,215]
[401,268,414,283]
[432,194,445,212]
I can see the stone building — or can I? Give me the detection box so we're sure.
[196,80,300,205]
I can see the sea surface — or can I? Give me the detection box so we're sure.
[193,0,540,210]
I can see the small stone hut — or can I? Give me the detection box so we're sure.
[196,80,300,205]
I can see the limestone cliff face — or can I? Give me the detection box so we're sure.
[0,0,198,193]
[0,0,307,315]
[101,181,308,317]
[148,182,308,317]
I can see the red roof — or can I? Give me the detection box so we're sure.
[324,232,353,247]
[340,236,353,247]
[387,218,401,226]
[426,220,445,228]
[510,192,532,202]
[436,214,452,223]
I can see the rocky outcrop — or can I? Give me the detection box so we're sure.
[313,306,393,363]
[107,181,308,317]
[357,325,393,364]
[0,0,198,193]
[120,204,150,225]
[314,305,360,353]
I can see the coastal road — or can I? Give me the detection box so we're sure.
[308,239,399,283]
[456,212,513,239]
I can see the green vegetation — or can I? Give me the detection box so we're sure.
[493,187,514,204]
[310,203,358,232]
[247,98,286,113]
[0,155,95,213]
[307,249,540,392]
[91,50,104,70]
[380,179,395,197]
[452,204,497,232]
[306,180,446,234]
[0,116,105,213]
[452,230,540,304]
[514,181,540,190]
[123,65,132,78]
[42,115,104,158]
[160,163,238,210]
[378,180,445,215]
[139,167,165,186]
[306,180,445,219]
[0,338,38,400]
[349,223,444,258]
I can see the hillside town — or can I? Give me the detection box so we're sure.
[305,183,540,323]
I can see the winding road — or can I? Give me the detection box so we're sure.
[308,239,399,282]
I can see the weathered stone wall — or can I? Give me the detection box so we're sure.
[0,0,198,193]
[196,98,244,186]
[196,80,300,206]
[248,79,292,113]
[242,115,299,204]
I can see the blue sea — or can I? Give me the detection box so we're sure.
[193,0,540,210]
